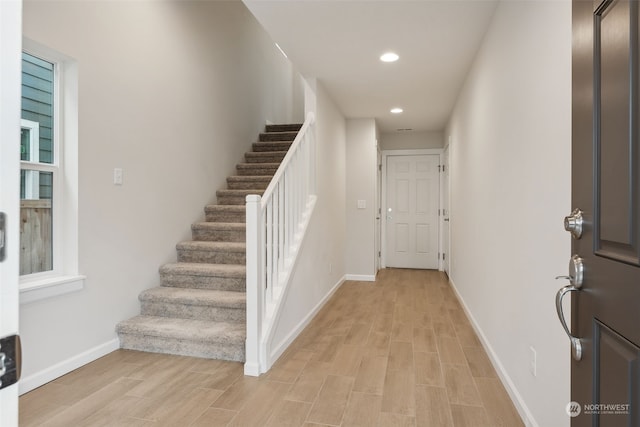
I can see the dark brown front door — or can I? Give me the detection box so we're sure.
[570,0,640,425]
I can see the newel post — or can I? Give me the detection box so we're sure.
[244,194,263,376]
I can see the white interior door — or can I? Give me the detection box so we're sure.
[0,1,23,425]
[441,146,450,274]
[386,154,439,269]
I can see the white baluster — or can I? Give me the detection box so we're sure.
[278,181,284,277]
[266,198,273,303]
[272,189,279,288]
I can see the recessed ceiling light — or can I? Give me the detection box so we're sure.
[380,52,399,63]
[390,108,403,114]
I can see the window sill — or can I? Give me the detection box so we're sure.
[20,274,86,304]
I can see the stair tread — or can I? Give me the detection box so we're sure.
[117,315,245,342]
[262,130,298,134]
[260,131,298,138]
[216,189,265,195]
[192,222,245,229]
[160,262,245,277]
[245,151,288,156]
[265,124,302,132]
[236,162,280,167]
[205,205,245,211]
[227,176,272,181]
[176,241,246,252]
[252,142,293,149]
[140,287,245,307]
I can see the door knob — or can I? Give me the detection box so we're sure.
[564,209,584,239]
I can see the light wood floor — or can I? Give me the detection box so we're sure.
[19,269,524,427]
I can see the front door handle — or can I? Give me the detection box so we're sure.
[0,335,21,389]
[555,283,582,361]
[555,255,585,361]
[0,212,6,262]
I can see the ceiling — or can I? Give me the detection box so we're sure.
[243,0,498,133]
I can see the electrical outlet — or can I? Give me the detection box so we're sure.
[529,346,537,377]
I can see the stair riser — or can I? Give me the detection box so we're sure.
[245,154,286,164]
[119,334,245,362]
[192,228,245,242]
[236,166,278,176]
[141,301,246,323]
[177,249,245,264]
[217,195,253,205]
[227,180,269,190]
[265,124,302,132]
[259,132,298,142]
[252,143,292,152]
[205,210,246,222]
[160,273,245,291]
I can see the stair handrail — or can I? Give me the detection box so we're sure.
[245,111,316,376]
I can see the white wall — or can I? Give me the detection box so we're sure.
[269,80,347,356]
[345,119,377,279]
[445,2,571,427]
[380,130,443,150]
[20,0,303,390]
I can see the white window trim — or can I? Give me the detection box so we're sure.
[20,118,41,199]
[20,39,84,304]
[21,118,39,163]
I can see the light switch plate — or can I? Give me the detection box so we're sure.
[357,200,366,209]
[113,168,123,185]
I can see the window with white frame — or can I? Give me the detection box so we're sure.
[20,52,56,275]
[20,43,83,302]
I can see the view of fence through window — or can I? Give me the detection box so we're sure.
[20,52,55,275]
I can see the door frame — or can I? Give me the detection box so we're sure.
[375,143,382,273]
[381,148,443,269]
[441,143,450,274]
[0,0,23,425]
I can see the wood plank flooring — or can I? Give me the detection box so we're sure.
[19,269,524,426]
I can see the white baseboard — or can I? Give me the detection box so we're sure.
[345,274,376,282]
[243,361,260,377]
[19,338,120,395]
[268,275,346,366]
[448,278,538,427]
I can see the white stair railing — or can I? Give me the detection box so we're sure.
[245,112,316,376]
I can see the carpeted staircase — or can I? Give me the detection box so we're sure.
[116,124,302,361]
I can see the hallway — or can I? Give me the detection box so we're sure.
[19,269,523,426]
